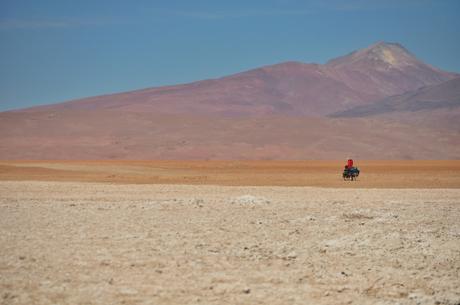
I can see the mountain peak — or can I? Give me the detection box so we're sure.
[363,41,414,65]
[326,41,417,68]
[368,41,405,50]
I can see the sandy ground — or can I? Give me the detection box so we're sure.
[1,181,459,305]
[1,160,460,188]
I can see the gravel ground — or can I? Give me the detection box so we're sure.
[1,181,459,305]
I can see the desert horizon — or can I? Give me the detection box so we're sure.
[1,160,459,188]
[1,1,460,304]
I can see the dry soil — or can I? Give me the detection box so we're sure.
[1,160,459,188]
[1,161,459,304]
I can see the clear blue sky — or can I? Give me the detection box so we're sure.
[1,0,459,111]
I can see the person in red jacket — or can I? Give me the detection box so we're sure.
[347,158,354,168]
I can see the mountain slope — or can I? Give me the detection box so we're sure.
[331,77,460,117]
[1,111,459,159]
[326,42,455,98]
[17,42,457,117]
[2,42,459,160]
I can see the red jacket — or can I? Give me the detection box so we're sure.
[347,159,354,168]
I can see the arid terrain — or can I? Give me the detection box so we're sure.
[1,161,459,304]
[1,160,460,188]
[1,2,459,302]
[2,42,459,160]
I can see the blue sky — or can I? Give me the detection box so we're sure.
[1,0,459,111]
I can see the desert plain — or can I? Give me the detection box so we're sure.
[1,160,459,305]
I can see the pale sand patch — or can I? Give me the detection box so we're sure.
[1,181,459,305]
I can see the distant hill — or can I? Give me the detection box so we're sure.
[1,42,459,160]
[16,42,456,117]
[331,77,460,117]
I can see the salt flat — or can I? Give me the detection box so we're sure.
[1,181,459,305]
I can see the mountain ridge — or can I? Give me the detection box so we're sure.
[1,42,459,160]
[331,77,460,118]
[11,42,457,117]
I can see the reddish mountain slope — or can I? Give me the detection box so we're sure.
[326,42,454,98]
[332,77,460,117]
[19,42,456,117]
[1,111,459,159]
[1,42,459,160]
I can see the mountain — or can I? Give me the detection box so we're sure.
[331,77,460,117]
[325,42,455,98]
[1,111,459,160]
[1,42,459,160]
[18,42,457,117]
